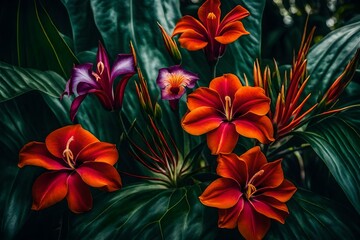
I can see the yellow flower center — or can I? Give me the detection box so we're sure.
[207,12,216,20]
[224,96,232,121]
[245,170,264,199]
[167,73,187,95]
[62,136,75,169]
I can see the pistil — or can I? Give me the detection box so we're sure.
[224,96,232,121]
[62,136,75,169]
[245,170,264,199]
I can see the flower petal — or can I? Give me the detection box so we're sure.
[233,114,274,143]
[250,196,289,224]
[232,86,270,116]
[239,146,267,178]
[182,107,222,135]
[253,160,283,188]
[207,122,239,154]
[187,87,223,111]
[45,125,99,159]
[209,74,242,100]
[66,172,93,213]
[19,142,69,170]
[218,198,244,229]
[70,95,87,122]
[237,201,271,240]
[68,63,100,95]
[76,162,122,191]
[215,22,249,44]
[110,54,136,84]
[219,5,250,29]
[217,153,247,185]
[258,180,297,202]
[178,30,208,51]
[172,16,208,38]
[198,0,221,27]
[199,178,241,209]
[114,73,134,109]
[31,171,69,211]
[76,142,118,165]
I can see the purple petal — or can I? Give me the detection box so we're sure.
[156,65,199,89]
[69,63,100,95]
[70,95,87,121]
[110,54,136,85]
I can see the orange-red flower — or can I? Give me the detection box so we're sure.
[182,74,274,155]
[18,125,122,213]
[172,0,249,64]
[199,146,296,239]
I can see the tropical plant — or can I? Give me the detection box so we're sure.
[0,0,359,239]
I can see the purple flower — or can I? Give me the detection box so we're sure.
[156,65,199,100]
[62,42,136,121]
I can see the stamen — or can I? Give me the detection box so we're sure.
[97,61,105,75]
[245,170,264,199]
[62,136,75,169]
[248,169,264,185]
[92,72,101,82]
[207,12,216,20]
[224,96,232,121]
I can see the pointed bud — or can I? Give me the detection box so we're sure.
[158,22,182,64]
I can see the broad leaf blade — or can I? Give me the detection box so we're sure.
[0,61,66,102]
[293,117,360,214]
[69,183,217,239]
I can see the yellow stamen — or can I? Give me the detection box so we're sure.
[62,136,75,169]
[97,61,105,75]
[207,12,216,20]
[245,170,265,199]
[224,96,232,121]
[92,72,101,81]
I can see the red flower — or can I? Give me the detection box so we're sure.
[18,125,122,213]
[199,146,296,239]
[182,74,274,155]
[172,0,249,64]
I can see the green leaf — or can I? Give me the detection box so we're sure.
[267,189,360,239]
[0,93,64,239]
[69,183,218,239]
[293,117,360,214]
[306,19,360,96]
[0,0,78,78]
[0,61,66,102]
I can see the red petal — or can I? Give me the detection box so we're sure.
[250,196,289,224]
[217,153,247,185]
[19,142,69,170]
[232,86,270,116]
[237,201,271,240]
[258,180,297,202]
[218,198,244,229]
[209,74,242,100]
[178,30,208,51]
[239,146,267,178]
[207,122,239,154]
[182,107,222,135]
[198,0,221,27]
[187,87,223,111]
[45,125,99,159]
[31,171,69,211]
[199,178,241,209]
[219,5,250,29]
[77,142,118,165]
[172,16,207,38]
[233,114,274,143]
[76,162,122,191]
[215,22,249,44]
[66,172,93,213]
[253,160,283,188]
[70,95,87,122]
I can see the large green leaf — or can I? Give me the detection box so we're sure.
[293,117,360,214]
[0,61,66,102]
[68,183,217,239]
[267,189,360,239]
[0,93,64,239]
[0,0,77,78]
[306,19,360,96]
